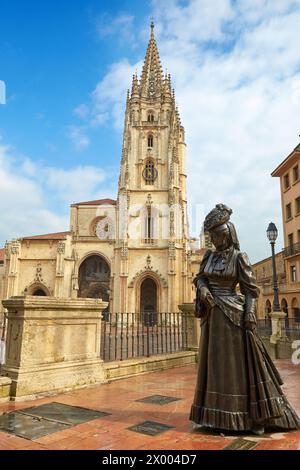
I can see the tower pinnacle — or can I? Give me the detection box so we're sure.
[140,20,163,98]
[150,19,155,36]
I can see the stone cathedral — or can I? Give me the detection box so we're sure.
[0,24,202,318]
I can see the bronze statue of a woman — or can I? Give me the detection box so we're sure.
[190,204,300,435]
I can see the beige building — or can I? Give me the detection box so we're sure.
[0,25,202,319]
[253,252,287,319]
[254,143,300,320]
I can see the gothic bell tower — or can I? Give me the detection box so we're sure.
[113,22,192,314]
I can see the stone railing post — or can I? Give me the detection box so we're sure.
[1,296,108,400]
[178,303,201,352]
[270,310,287,345]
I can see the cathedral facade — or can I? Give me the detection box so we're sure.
[0,25,202,318]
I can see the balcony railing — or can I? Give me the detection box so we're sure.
[261,283,288,295]
[283,242,300,258]
[144,238,156,245]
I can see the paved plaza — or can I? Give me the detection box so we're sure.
[0,360,299,450]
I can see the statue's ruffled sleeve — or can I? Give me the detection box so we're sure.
[237,252,260,323]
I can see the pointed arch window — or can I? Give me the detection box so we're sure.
[147,134,154,148]
[143,159,157,185]
[143,204,158,245]
[145,206,154,243]
[147,112,154,123]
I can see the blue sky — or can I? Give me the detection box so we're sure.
[1,0,300,262]
[1,0,148,169]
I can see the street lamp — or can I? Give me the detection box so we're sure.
[266,222,281,312]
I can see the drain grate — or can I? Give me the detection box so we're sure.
[136,395,182,405]
[224,438,258,450]
[128,420,175,436]
[19,402,111,426]
[0,412,70,440]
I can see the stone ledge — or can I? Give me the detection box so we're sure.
[104,351,197,382]
[2,296,108,312]
[0,376,12,403]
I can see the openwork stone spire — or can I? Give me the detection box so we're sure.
[140,21,163,98]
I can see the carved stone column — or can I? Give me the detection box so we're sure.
[54,242,65,297]
[6,241,21,298]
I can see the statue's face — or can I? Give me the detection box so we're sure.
[210,224,231,251]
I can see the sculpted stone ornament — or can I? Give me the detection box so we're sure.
[96,216,114,240]
[35,263,43,283]
[190,204,300,435]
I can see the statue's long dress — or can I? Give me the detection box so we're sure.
[190,248,300,431]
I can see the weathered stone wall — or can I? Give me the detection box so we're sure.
[1,296,108,400]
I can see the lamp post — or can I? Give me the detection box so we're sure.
[266,222,281,312]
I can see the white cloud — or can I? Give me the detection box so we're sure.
[66,12,137,141]
[86,0,300,261]
[45,166,107,204]
[152,0,234,44]
[91,59,141,130]
[234,0,300,25]
[71,60,138,132]
[96,13,135,43]
[0,140,66,242]
[66,125,90,151]
[0,138,113,244]
[90,112,109,128]
[73,104,89,119]
[154,0,300,261]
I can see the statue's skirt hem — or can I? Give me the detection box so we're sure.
[190,403,299,432]
[190,404,251,431]
[189,306,300,432]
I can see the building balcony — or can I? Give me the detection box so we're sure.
[144,238,156,246]
[261,283,288,296]
[283,242,300,258]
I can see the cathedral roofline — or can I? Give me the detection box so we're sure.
[71,198,117,207]
[21,231,71,241]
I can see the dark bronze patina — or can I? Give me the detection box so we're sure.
[190,204,300,434]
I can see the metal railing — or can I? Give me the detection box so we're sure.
[257,318,272,337]
[283,241,300,258]
[257,317,300,340]
[285,318,300,340]
[100,312,188,362]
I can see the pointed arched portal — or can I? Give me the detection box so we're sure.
[78,255,110,303]
[32,289,47,296]
[140,277,157,325]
